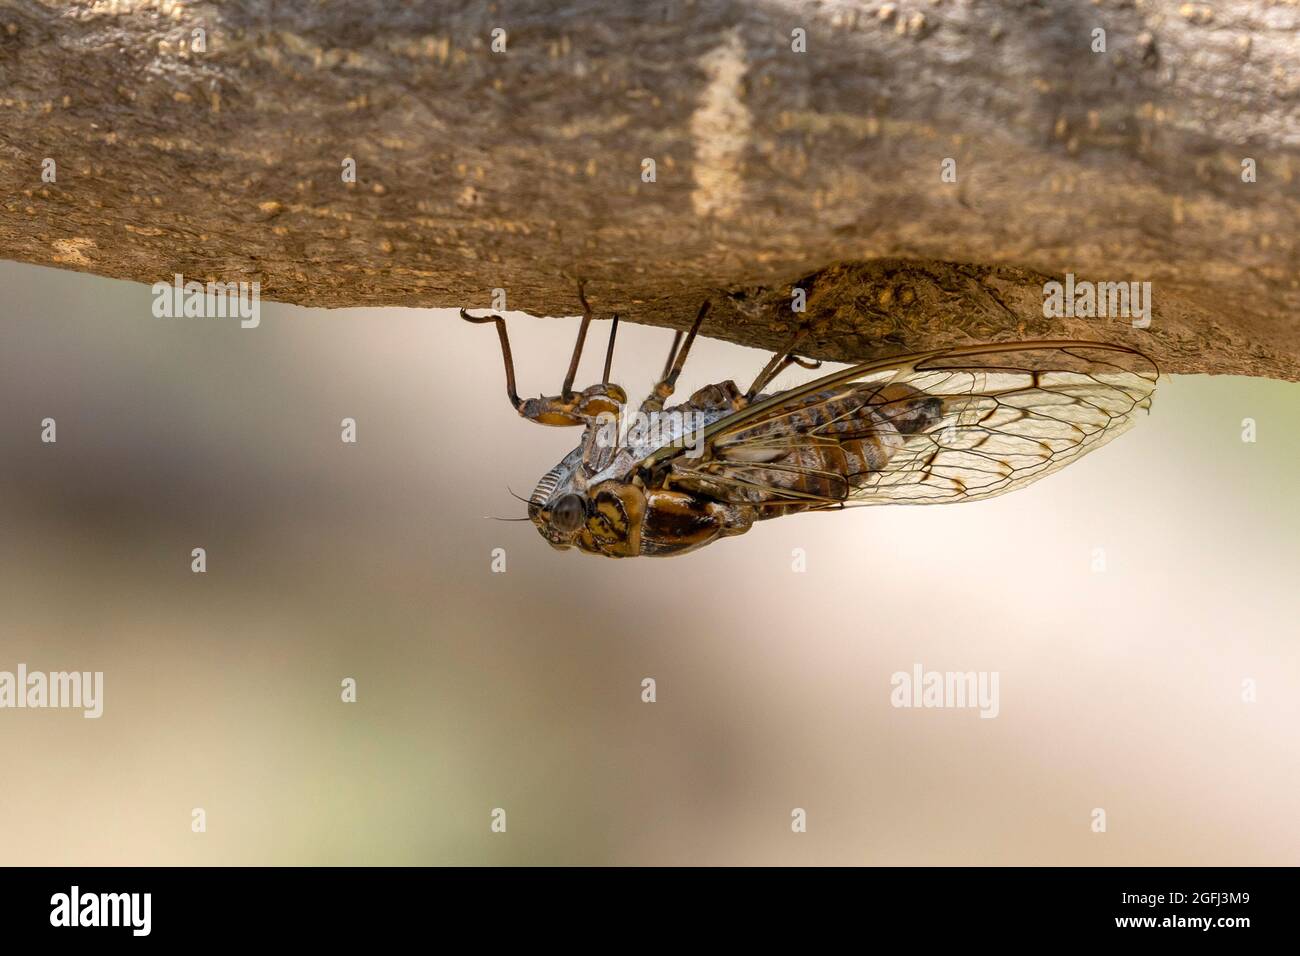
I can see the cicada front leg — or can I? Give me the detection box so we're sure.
[461,280,626,426]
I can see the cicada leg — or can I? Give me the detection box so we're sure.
[740,330,822,404]
[459,307,522,410]
[462,279,626,426]
[560,280,597,400]
[640,299,710,414]
[601,314,619,386]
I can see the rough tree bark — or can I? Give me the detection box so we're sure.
[1,0,1297,379]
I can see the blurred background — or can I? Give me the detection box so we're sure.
[0,260,1297,865]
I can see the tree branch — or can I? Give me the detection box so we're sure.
[1,0,1297,378]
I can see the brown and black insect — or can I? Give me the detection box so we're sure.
[462,287,1158,557]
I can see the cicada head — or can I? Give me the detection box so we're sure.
[527,460,646,558]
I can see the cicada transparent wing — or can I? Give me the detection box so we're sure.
[647,341,1158,509]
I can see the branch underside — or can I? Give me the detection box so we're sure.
[1,1,1296,379]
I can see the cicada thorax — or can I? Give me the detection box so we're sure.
[636,488,755,556]
[668,382,946,513]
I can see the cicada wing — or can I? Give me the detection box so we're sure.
[846,342,1158,504]
[653,341,1158,508]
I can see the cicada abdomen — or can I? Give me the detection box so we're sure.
[671,383,946,511]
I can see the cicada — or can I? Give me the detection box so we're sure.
[463,286,1158,558]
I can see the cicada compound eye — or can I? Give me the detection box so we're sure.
[549,493,587,534]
